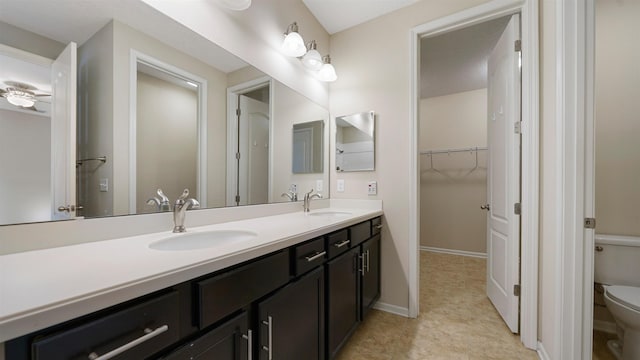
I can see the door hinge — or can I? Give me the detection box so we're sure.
[514,284,521,296]
[584,217,596,229]
[235,195,240,203]
[236,108,241,116]
[235,152,241,160]
[514,39,522,52]
[514,202,521,215]
[514,121,521,134]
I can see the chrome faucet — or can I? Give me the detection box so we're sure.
[173,189,200,233]
[281,190,298,202]
[303,189,322,212]
[146,188,171,212]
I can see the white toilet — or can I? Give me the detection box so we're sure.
[594,234,640,360]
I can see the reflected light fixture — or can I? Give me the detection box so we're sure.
[282,22,307,57]
[317,55,338,82]
[301,40,323,71]
[212,0,251,11]
[5,89,36,107]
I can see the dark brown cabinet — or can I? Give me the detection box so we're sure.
[258,267,325,360]
[360,234,381,320]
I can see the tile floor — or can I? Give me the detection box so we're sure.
[592,330,617,360]
[336,251,538,360]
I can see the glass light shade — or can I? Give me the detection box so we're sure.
[212,0,251,11]
[282,32,306,57]
[318,63,337,82]
[6,92,35,107]
[302,49,323,71]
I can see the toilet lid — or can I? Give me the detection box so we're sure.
[607,285,640,312]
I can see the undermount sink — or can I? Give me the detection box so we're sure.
[308,211,352,217]
[149,230,258,251]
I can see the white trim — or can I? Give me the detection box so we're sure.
[555,0,594,359]
[593,320,616,335]
[410,0,539,349]
[129,50,208,212]
[420,246,487,259]
[372,301,410,317]
[537,341,551,360]
[225,76,272,206]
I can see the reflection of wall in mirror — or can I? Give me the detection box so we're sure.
[336,124,374,172]
[0,109,51,224]
[77,20,229,217]
[272,82,329,200]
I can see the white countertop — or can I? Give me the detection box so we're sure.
[0,203,382,343]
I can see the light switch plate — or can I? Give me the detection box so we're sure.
[367,181,377,195]
[99,178,109,192]
[337,179,345,192]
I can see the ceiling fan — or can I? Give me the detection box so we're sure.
[0,81,50,112]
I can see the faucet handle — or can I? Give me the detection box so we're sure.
[177,188,190,202]
[157,188,169,203]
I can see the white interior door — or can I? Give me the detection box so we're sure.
[51,42,77,220]
[237,95,269,205]
[486,14,521,333]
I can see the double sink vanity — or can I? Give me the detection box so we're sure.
[1,201,383,359]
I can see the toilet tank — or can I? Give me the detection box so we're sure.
[594,234,640,287]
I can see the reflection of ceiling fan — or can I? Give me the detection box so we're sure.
[0,81,50,112]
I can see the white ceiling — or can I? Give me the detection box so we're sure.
[303,0,420,34]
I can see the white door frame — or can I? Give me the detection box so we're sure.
[409,0,539,349]
[225,76,273,206]
[556,0,596,359]
[129,50,208,213]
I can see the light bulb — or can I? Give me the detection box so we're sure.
[282,23,306,57]
[6,91,35,107]
[318,55,337,82]
[302,41,323,71]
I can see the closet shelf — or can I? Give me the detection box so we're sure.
[420,146,487,155]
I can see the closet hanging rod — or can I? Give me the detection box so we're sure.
[420,146,487,155]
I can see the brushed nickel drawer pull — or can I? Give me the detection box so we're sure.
[87,324,168,360]
[242,329,253,360]
[333,239,350,248]
[261,316,273,360]
[305,251,326,262]
[375,224,383,229]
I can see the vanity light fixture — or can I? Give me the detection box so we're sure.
[317,55,338,82]
[301,40,323,71]
[211,0,251,11]
[282,22,307,57]
[5,89,36,107]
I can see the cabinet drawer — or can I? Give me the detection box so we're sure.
[371,217,382,235]
[197,250,289,329]
[293,237,326,276]
[326,229,350,259]
[349,221,371,247]
[32,291,180,360]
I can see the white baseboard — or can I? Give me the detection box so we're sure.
[372,301,410,317]
[537,341,550,360]
[420,246,487,259]
[593,319,617,334]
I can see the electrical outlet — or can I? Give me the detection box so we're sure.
[316,180,323,192]
[367,181,377,195]
[290,183,297,193]
[337,179,345,192]
[99,178,109,192]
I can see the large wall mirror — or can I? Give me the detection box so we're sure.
[335,111,375,172]
[0,0,329,225]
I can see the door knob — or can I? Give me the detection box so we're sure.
[480,204,490,211]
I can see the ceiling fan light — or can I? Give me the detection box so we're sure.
[302,41,323,71]
[6,91,35,107]
[282,22,306,57]
[318,55,337,82]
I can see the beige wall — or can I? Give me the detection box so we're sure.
[329,0,490,311]
[594,0,640,237]
[419,89,487,253]
[0,21,64,59]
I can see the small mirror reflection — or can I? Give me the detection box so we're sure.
[335,111,375,172]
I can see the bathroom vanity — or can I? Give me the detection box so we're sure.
[2,208,382,360]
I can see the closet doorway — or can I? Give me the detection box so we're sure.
[419,14,521,331]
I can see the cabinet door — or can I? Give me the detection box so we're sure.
[162,311,249,360]
[258,267,324,360]
[361,234,381,319]
[326,247,360,359]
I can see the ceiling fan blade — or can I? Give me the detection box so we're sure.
[21,105,45,113]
